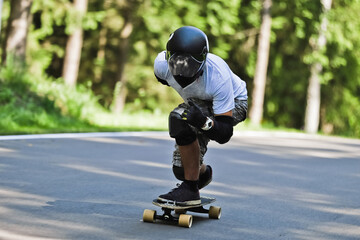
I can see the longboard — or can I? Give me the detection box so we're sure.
[142,196,221,228]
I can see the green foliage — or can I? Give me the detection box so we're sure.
[0,58,167,134]
[261,0,321,129]
[320,0,360,137]
[0,57,98,133]
[0,63,81,133]
[1,0,359,138]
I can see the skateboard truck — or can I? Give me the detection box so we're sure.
[143,197,221,228]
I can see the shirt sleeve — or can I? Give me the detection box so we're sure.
[154,51,169,81]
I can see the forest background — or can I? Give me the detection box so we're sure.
[0,0,359,138]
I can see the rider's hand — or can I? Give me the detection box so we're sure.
[181,100,207,129]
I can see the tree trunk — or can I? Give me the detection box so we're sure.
[62,0,88,87]
[1,0,33,65]
[94,26,108,83]
[249,0,272,125]
[112,20,133,113]
[304,0,332,134]
[94,0,111,84]
[0,0,3,34]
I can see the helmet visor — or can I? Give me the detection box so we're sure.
[168,53,204,79]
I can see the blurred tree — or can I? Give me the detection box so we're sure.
[0,0,3,34]
[62,0,88,87]
[1,0,33,65]
[304,0,332,134]
[249,0,272,125]
[93,0,111,84]
[264,0,322,128]
[319,0,360,137]
[112,0,141,114]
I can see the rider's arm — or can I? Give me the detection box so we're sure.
[182,102,234,144]
[203,110,233,144]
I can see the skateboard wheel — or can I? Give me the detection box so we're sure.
[209,206,221,219]
[178,214,193,228]
[143,209,156,223]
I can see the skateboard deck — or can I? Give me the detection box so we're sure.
[142,196,221,228]
[153,196,215,209]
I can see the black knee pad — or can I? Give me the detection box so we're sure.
[172,165,185,181]
[169,111,196,146]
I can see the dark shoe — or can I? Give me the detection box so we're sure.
[158,181,201,206]
[198,165,212,189]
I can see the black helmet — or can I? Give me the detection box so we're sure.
[166,26,209,88]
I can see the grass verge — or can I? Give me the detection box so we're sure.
[0,62,169,135]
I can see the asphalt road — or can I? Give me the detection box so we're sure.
[0,131,359,240]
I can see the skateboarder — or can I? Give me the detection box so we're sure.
[154,26,248,205]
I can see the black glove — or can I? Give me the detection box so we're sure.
[181,100,207,129]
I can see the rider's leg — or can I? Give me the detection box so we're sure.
[157,107,201,205]
[178,139,200,181]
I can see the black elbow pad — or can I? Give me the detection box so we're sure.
[204,115,233,144]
